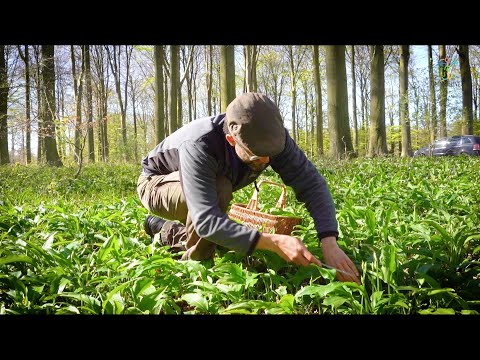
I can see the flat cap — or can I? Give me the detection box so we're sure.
[226,92,286,157]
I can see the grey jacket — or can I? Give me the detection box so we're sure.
[141,114,338,255]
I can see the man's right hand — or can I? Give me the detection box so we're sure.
[255,232,322,267]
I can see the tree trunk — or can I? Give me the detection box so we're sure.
[325,45,354,159]
[18,45,32,163]
[438,45,448,138]
[96,46,109,162]
[105,45,129,162]
[154,45,165,143]
[245,45,258,92]
[220,45,236,112]
[428,45,437,142]
[84,45,95,163]
[350,45,359,152]
[130,77,138,163]
[41,45,62,167]
[71,45,84,164]
[288,46,297,142]
[169,45,179,134]
[206,45,213,115]
[368,45,388,157]
[312,45,323,158]
[33,46,44,163]
[459,45,474,134]
[0,45,9,164]
[400,45,412,157]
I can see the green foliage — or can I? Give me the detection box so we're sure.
[1,157,480,314]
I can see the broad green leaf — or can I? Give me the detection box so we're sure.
[0,255,33,265]
[182,293,209,313]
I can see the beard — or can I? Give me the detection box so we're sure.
[247,162,269,172]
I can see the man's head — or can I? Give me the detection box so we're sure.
[225,92,286,158]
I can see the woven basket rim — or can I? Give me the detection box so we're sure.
[230,203,303,221]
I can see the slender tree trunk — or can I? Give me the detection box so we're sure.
[71,45,84,164]
[350,45,359,152]
[400,45,412,157]
[245,45,258,92]
[368,45,388,157]
[312,45,323,157]
[169,45,179,133]
[130,79,138,163]
[18,45,32,163]
[33,46,43,162]
[220,45,236,112]
[325,45,354,159]
[388,88,395,154]
[303,81,309,152]
[458,45,474,134]
[428,45,437,142]
[106,45,129,162]
[177,46,183,129]
[84,45,95,163]
[0,45,9,164]
[93,46,107,162]
[206,45,213,115]
[41,45,62,167]
[438,45,448,137]
[154,45,165,143]
[164,66,169,136]
[288,46,298,142]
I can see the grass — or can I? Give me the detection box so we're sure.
[1,157,479,314]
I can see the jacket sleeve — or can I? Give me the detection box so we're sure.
[270,130,339,240]
[178,140,261,255]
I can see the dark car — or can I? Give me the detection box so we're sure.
[413,135,480,157]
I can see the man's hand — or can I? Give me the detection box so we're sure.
[321,236,361,284]
[255,232,322,267]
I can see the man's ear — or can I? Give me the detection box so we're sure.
[225,134,236,147]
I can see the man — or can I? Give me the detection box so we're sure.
[138,92,360,284]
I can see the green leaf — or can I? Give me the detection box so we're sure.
[323,296,348,308]
[0,255,33,265]
[182,293,209,313]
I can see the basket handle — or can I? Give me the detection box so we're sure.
[246,180,288,211]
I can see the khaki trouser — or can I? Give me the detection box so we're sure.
[137,172,232,261]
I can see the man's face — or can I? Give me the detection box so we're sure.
[226,133,270,172]
[234,144,270,172]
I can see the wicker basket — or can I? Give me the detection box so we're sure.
[229,180,302,235]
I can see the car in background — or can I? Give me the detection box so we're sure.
[413,135,480,157]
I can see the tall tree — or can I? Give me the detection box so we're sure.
[32,46,44,162]
[458,45,474,134]
[350,45,359,152]
[325,45,354,159]
[400,45,412,157]
[428,45,437,142]
[71,45,84,163]
[205,45,213,115]
[286,46,307,142]
[18,45,32,163]
[93,46,109,162]
[105,45,129,161]
[0,45,9,164]
[368,45,388,157]
[178,46,195,128]
[438,45,448,138]
[41,45,62,167]
[220,45,235,112]
[84,45,95,162]
[312,45,323,158]
[169,45,179,134]
[244,45,258,92]
[154,45,165,143]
